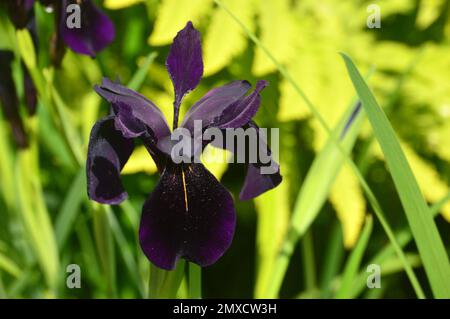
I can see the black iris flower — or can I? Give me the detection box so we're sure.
[87,22,282,270]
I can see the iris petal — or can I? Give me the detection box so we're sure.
[217,80,268,129]
[87,116,134,204]
[94,78,171,141]
[239,122,282,200]
[166,21,203,121]
[60,0,115,56]
[139,162,236,270]
[180,80,251,132]
[240,162,282,200]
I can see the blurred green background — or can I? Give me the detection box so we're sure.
[0,0,449,298]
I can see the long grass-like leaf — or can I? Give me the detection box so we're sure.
[127,52,158,90]
[55,167,86,250]
[335,216,373,298]
[215,0,425,299]
[341,53,450,298]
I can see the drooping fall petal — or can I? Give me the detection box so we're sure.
[139,162,236,270]
[239,122,282,200]
[87,116,134,204]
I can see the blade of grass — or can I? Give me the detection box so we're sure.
[341,53,450,298]
[188,263,202,299]
[215,0,425,299]
[301,230,316,291]
[294,100,364,237]
[107,208,145,297]
[335,216,373,298]
[55,167,86,250]
[148,261,185,298]
[92,205,117,297]
[0,251,22,279]
[348,176,450,298]
[319,221,344,298]
[15,137,60,293]
[127,52,158,90]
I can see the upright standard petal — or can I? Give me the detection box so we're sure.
[87,116,134,204]
[60,0,115,56]
[139,162,236,270]
[217,80,268,129]
[166,21,203,125]
[180,80,251,132]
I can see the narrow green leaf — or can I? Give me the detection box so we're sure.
[0,252,22,278]
[148,261,185,298]
[215,0,424,298]
[55,167,86,250]
[293,101,364,236]
[341,53,450,298]
[127,52,158,91]
[107,210,145,297]
[188,263,202,299]
[93,205,117,297]
[15,147,60,291]
[335,215,373,298]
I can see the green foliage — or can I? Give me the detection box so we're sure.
[0,0,449,299]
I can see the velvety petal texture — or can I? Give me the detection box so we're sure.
[240,162,282,200]
[239,122,282,200]
[166,21,203,120]
[60,0,115,56]
[86,22,281,270]
[217,80,268,129]
[139,162,236,270]
[181,80,251,132]
[94,78,171,141]
[87,116,134,204]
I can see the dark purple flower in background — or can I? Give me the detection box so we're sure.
[0,51,28,148]
[59,0,115,57]
[0,0,115,147]
[87,22,282,270]
[5,0,115,65]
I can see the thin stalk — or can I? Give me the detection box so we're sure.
[188,263,202,299]
[301,231,316,291]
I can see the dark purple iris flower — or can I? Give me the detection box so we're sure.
[87,22,282,270]
[6,0,115,64]
[59,0,115,57]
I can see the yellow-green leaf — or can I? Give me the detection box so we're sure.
[148,0,213,46]
[330,164,366,248]
[416,0,446,29]
[16,29,36,69]
[254,177,290,298]
[203,0,255,76]
[122,146,158,175]
[104,0,144,9]
[201,145,231,180]
[252,0,297,76]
